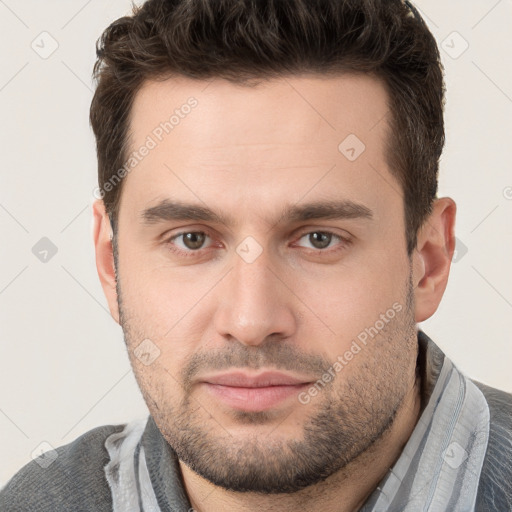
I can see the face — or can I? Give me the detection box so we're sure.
[109,74,421,493]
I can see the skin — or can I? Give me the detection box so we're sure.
[93,73,456,512]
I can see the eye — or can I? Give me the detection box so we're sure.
[163,228,351,259]
[295,231,350,251]
[168,231,213,252]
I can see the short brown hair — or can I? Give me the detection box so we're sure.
[90,0,445,255]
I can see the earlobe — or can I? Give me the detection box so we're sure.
[92,199,120,324]
[412,197,457,323]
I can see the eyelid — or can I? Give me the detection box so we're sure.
[168,230,213,243]
[294,226,351,239]
[292,229,352,251]
[166,229,216,253]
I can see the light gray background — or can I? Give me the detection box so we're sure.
[1,0,511,487]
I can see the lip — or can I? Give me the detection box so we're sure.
[200,371,313,412]
[202,371,311,387]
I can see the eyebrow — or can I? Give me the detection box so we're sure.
[141,198,373,227]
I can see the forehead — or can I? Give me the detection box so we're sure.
[120,73,398,225]
[129,72,389,146]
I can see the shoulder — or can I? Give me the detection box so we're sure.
[0,423,126,512]
[472,380,512,511]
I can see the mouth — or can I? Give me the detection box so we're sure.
[199,371,314,412]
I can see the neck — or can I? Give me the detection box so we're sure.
[180,375,422,512]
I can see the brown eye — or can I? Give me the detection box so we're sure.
[294,230,351,255]
[297,231,336,250]
[168,231,211,253]
[180,232,207,250]
[308,232,332,249]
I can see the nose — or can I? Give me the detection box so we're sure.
[213,248,297,347]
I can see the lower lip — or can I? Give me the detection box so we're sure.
[202,383,310,412]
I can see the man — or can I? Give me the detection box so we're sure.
[1,0,511,510]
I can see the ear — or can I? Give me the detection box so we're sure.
[92,199,120,324]
[412,197,457,322]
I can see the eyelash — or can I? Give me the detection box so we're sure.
[164,229,352,258]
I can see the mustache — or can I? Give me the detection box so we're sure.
[181,341,333,389]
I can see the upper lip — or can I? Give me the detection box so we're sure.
[201,371,313,388]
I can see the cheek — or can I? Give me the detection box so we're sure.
[296,251,409,342]
[118,269,208,377]
[132,363,183,418]
[119,253,205,336]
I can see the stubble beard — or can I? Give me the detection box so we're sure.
[116,259,418,494]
